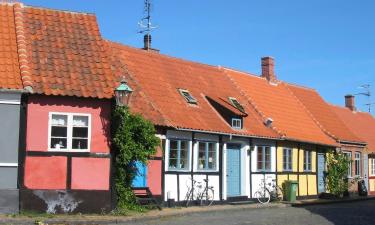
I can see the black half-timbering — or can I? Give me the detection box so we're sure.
[206,96,246,129]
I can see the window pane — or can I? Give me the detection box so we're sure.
[168,140,178,169]
[72,138,88,149]
[73,116,88,127]
[198,142,206,169]
[180,141,189,169]
[51,126,67,137]
[257,148,263,170]
[51,138,67,149]
[51,115,67,126]
[265,147,271,170]
[73,127,88,138]
[207,143,216,169]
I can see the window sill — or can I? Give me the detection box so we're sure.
[196,169,218,173]
[167,168,190,172]
[48,149,90,153]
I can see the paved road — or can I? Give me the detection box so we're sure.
[119,200,375,225]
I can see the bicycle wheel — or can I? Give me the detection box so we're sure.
[254,187,271,204]
[185,188,193,207]
[200,188,214,206]
[275,186,283,201]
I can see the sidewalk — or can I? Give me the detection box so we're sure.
[0,203,286,225]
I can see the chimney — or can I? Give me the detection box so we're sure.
[345,95,356,111]
[144,34,151,50]
[261,56,276,82]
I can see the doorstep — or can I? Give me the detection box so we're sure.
[288,196,375,207]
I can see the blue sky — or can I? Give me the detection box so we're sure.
[23,0,375,114]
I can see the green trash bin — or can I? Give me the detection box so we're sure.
[284,180,298,202]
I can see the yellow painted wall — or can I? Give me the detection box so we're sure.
[308,175,317,195]
[370,179,375,192]
[299,175,307,196]
[276,142,319,197]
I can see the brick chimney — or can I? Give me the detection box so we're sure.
[345,95,356,111]
[144,34,151,50]
[261,56,276,82]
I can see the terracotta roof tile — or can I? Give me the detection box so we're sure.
[105,41,279,138]
[224,68,337,146]
[286,83,364,144]
[0,3,116,97]
[0,4,22,90]
[330,105,375,152]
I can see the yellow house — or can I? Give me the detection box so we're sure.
[276,141,321,197]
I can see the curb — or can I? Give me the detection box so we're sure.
[291,196,375,207]
[0,203,287,225]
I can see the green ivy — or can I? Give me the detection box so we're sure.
[326,150,351,197]
[111,106,160,211]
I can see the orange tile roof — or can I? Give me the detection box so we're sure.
[105,41,279,138]
[286,83,364,144]
[224,68,337,146]
[330,105,375,152]
[0,4,22,90]
[0,3,116,98]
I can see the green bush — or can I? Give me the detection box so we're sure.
[326,150,351,197]
[111,106,160,211]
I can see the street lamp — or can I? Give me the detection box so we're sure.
[115,78,133,106]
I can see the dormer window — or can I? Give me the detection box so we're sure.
[231,118,242,129]
[178,89,197,104]
[228,97,245,113]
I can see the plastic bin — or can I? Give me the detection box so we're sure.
[284,180,298,202]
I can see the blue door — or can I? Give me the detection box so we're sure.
[317,153,326,193]
[226,144,241,196]
[132,161,147,187]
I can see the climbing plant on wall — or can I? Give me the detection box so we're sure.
[326,150,351,197]
[111,105,160,211]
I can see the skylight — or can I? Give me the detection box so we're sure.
[178,89,197,104]
[228,97,245,113]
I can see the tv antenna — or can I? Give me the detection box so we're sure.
[138,0,157,35]
[355,84,374,113]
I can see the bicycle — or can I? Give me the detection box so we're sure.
[254,178,283,204]
[184,178,215,207]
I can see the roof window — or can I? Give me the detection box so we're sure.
[229,97,245,113]
[178,89,197,104]
[231,118,242,129]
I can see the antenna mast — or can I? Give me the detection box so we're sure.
[138,0,157,49]
[356,84,374,113]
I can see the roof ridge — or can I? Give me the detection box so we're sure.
[220,68,284,138]
[13,2,33,92]
[284,81,316,91]
[24,5,95,15]
[220,66,262,80]
[282,82,340,141]
[106,40,230,71]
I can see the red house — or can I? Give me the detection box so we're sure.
[0,2,116,213]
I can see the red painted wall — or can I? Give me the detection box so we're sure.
[147,159,162,195]
[26,95,111,153]
[24,156,67,189]
[24,95,111,190]
[71,157,110,190]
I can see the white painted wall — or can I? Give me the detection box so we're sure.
[164,174,177,201]
[250,139,276,198]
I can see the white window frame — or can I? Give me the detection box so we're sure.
[355,152,361,177]
[231,118,242,129]
[343,151,352,177]
[196,141,219,172]
[283,148,293,171]
[48,112,91,152]
[257,146,271,172]
[370,158,375,176]
[167,139,191,171]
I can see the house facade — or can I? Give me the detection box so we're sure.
[286,85,368,194]
[330,96,375,195]
[0,90,23,213]
[106,43,338,203]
